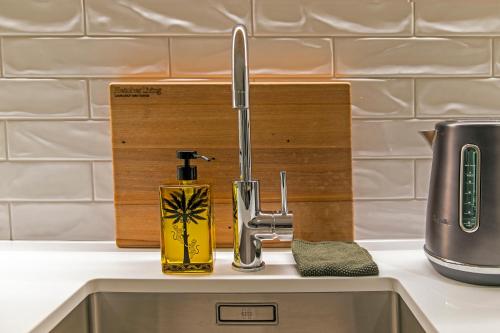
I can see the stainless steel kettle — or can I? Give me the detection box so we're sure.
[421,120,500,285]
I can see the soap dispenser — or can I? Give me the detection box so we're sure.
[159,151,215,273]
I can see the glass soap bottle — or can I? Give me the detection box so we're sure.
[159,151,215,273]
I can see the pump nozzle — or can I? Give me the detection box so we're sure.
[176,151,214,181]
[194,153,215,162]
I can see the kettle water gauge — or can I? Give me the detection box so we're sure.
[460,144,480,233]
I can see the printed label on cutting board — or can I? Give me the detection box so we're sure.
[112,86,162,98]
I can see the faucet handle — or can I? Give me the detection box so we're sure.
[280,171,288,214]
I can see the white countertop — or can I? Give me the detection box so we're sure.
[0,239,499,333]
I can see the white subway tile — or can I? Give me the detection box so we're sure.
[0,79,88,119]
[170,38,228,76]
[345,79,413,118]
[355,200,426,239]
[93,162,113,201]
[336,38,491,77]
[416,159,432,199]
[170,37,333,77]
[7,121,111,160]
[0,204,10,240]
[416,0,500,36]
[416,79,500,118]
[353,160,414,199]
[0,0,83,35]
[251,38,333,76]
[11,203,114,240]
[255,0,412,36]
[86,0,250,35]
[352,120,435,158]
[0,162,92,200]
[89,80,111,119]
[2,38,169,77]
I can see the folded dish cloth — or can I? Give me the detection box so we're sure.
[291,239,379,277]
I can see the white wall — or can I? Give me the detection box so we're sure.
[1,0,499,240]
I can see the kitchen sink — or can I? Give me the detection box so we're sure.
[50,291,424,333]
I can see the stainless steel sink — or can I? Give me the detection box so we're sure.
[50,291,424,333]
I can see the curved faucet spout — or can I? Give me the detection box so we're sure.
[232,24,249,110]
[231,24,252,182]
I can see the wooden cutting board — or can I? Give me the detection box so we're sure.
[110,82,352,248]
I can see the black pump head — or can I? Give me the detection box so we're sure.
[176,150,214,181]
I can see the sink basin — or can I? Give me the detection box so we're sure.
[51,291,424,333]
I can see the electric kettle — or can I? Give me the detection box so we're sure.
[422,120,500,285]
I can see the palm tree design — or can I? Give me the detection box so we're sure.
[162,187,209,264]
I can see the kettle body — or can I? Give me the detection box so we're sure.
[424,120,500,285]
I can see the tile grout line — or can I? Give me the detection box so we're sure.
[7,202,13,240]
[0,74,495,80]
[3,119,109,122]
[1,33,500,38]
[353,156,432,161]
[85,79,92,119]
[0,37,3,77]
[0,160,104,164]
[411,0,416,37]
[0,157,430,162]
[354,198,425,202]
[1,75,171,79]
[167,37,172,77]
[7,158,113,162]
[0,116,110,122]
[0,117,107,121]
[413,159,418,199]
[353,116,487,121]
[0,197,423,203]
[355,197,418,201]
[0,200,113,204]
[331,37,336,78]
[82,0,88,36]
[250,0,255,36]
[90,161,96,201]
[354,157,424,162]
[412,78,417,118]
[491,38,495,76]
[3,121,9,161]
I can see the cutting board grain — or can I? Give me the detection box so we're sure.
[110,82,352,248]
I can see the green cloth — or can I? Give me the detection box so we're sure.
[291,239,379,277]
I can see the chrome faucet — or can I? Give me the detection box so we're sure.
[231,24,294,272]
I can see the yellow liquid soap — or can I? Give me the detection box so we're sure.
[159,181,215,273]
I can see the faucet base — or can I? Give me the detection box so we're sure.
[232,261,265,272]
